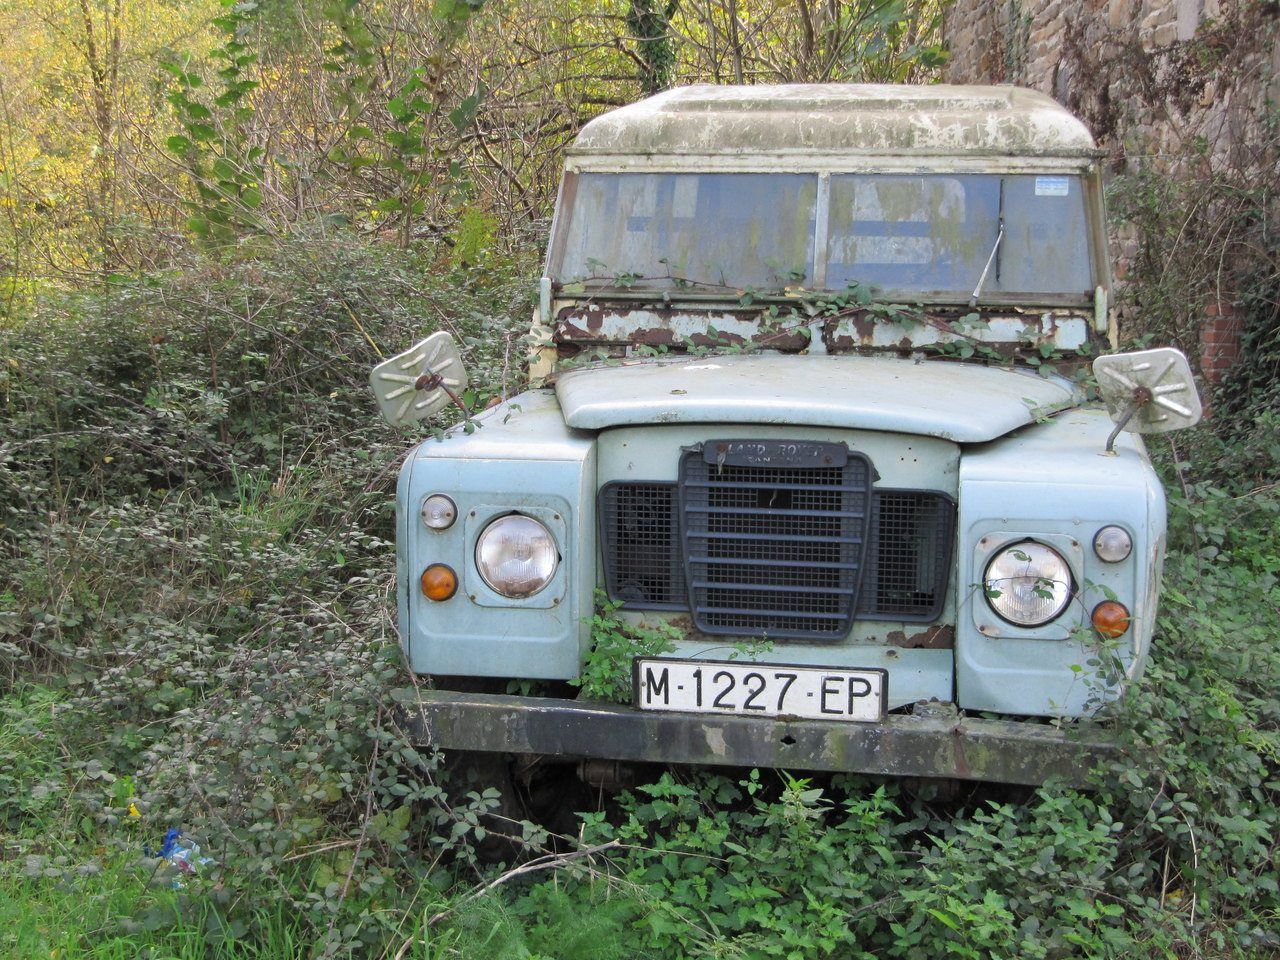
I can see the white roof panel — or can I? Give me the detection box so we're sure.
[569,84,1097,160]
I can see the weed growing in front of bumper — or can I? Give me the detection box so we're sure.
[574,595,680,704]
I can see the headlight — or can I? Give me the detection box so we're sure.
[475,514,558,598]
[984,541,1073,626]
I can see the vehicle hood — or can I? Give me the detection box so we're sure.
[554,354,1083,443]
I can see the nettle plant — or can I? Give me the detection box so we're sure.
[575,595,775,705]
[574,596,681,704]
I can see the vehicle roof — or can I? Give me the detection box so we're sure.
[568,84,1098,160]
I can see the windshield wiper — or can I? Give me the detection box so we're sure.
[969,179,1006,308]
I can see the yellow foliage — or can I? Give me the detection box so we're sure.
[0,0,219,284]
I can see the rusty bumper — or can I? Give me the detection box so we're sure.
[394,689,1119,788]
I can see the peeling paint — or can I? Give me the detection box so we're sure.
[887,625,956,649]
[553,304,1095,358]
[704,727,728,757]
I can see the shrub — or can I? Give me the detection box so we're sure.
[0,232,539,953]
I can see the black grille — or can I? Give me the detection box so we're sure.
[598,471,955,636]
[599,483,686,608]
[679,441,872,639]
[858,490,955,621]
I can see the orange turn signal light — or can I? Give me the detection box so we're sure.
[421,564,458,601]
[1091,601,1131,638]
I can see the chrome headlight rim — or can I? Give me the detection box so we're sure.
[474,513,560,599]
[983,539,1075,628]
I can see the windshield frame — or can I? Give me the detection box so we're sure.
[544,159,1110,308]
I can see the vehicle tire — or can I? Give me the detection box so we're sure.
[439,749,528,864]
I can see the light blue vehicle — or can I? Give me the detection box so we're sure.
[373,84,1203,787]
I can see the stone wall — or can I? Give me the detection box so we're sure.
[943,0,1278,377]
[944,0,1276,172]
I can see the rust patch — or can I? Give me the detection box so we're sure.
[762,332,812,351]
[633,326,680,346]
[886,625,954,649]
[827,333,855,351]
[687,330,745,347]
[664,614,697,635]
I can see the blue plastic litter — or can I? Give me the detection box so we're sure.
[147,827,212,886]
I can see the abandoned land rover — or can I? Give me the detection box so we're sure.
[372,84,1203,787]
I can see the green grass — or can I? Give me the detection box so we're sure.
[1,860,193,959]
[0,856,324,960]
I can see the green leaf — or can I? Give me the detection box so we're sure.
[386,96,410,121]
[448,83,485,133]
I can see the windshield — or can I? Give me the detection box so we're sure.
[550,172,1094,300]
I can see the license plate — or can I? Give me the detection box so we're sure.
[632,658,887,723]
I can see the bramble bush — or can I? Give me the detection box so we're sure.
[0,229,1276,959]
[0,232,541,954]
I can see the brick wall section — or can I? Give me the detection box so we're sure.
[1199,301,1243,384]
[943,0,1277,381]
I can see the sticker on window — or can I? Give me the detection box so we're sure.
[1035,176,1070,197]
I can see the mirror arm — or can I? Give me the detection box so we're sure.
[415,372,469,416]
[1104,386,1152,454]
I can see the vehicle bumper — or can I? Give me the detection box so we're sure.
[393,689,1119,787]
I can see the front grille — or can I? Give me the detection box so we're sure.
[679,441,872,639]
[600,473,955,635]
[859,490,955,620]
[600,483,687,608]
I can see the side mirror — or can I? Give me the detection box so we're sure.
[369,332,468,426]
[1092,347,1202,453]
